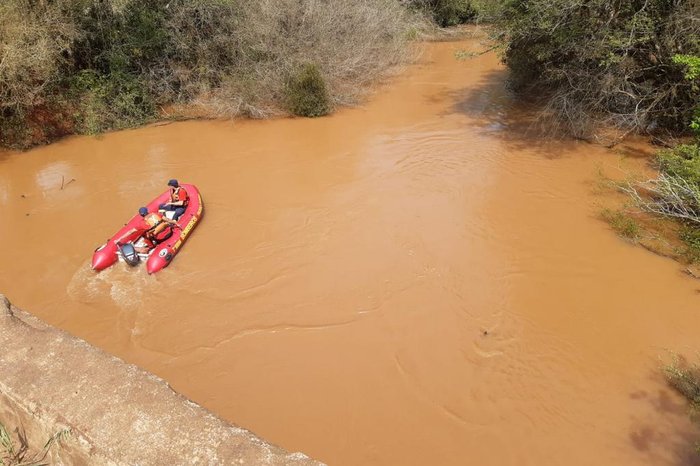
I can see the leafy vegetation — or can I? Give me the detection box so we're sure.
[619,51,700,262]
[0,0,424,148]
[69,70,156,135]
[407,0,502,25]
[476,1,700,265]
[285,64,331,118]
[601,209,641,242]
[665,355,700,452]
[680,225,700,263]
[410,0,477,26]
[492,0,700,138]
[666,356,700,408]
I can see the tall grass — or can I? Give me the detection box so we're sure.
[0,1,78,113]
[0,0,425,148]
[0,0,80,147]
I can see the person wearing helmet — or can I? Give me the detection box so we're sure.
[158,179,189,220]
[133,207,177,253]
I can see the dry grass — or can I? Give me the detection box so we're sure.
[0,421,70,466]
[0,1,78,113]
[164,0,425,118]
[0,0,427,147]
[666,355,700,414]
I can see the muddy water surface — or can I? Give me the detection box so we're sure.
[1,38,700,466]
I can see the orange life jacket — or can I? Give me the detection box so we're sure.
[170,186,189,207]
[143,213,165,240]
[144,213,162,228]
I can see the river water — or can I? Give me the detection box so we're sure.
[1,37,700,465]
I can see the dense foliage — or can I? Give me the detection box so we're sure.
[0,0,423,148]
[495,0,700,137]
[481,1,700,260]
[621,53,700,261]
[406,0,502,25]
[408,0,477,26]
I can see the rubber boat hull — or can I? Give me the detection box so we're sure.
[91,184,203,274]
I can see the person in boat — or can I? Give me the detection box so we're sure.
[133,207,178,253]
[158,179,189,220]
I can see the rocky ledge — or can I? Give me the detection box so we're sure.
[0,294,321,465]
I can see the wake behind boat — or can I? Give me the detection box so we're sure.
[92,183,203,274]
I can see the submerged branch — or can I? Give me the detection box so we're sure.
[622,174,700,225]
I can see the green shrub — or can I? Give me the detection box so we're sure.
[70,70,155,134]
[623,146,700,232]
[406,0,505,26]
[622,53,700,257]
[664,355,700,454]
[285,64,331,118]
[0,112,33,149]
[0,0,423,147]
[494,0,700,136]
[665,355,700,411]
[680,226,700,263]
[407,0,484,26]
[658,144,700,189]
[72,0,168,75]
[430,0,477,27]
[601,209,641,241]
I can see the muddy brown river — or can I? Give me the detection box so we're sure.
[2,37,700,465]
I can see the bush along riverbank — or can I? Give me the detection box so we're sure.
[0,0,429,149]
[485,1,700,436]
[477,1,700,273]
[492,0,700,140]
[0,0,515,150]
[605,56,700,274]
[405,0,502,26]
[665,354,700,451]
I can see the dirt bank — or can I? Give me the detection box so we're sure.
[2,38,700,465]
[0,293,320,465]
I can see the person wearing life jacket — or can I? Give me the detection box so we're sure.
[134,207,177,253]
[158,179,189,220]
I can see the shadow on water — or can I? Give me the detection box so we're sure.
[628,372,700,466]
[0,149,16,163]
[440,69,650,159]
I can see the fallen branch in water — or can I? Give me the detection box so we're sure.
[621,173,700,225]
[60,176,76,190]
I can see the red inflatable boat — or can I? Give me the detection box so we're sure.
[91,184,203,274]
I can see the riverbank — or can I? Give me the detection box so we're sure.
[0,0,426,149]
[485,0,700,274]
[2,38,700,465]
[0,293,320,465]
[594,143,700,278]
